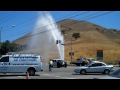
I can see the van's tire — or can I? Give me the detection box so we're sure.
[28,69,35,76]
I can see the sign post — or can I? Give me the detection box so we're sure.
[97,50,103,60]
[69,52,74,62]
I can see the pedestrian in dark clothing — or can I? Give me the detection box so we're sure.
[49,59,53,71]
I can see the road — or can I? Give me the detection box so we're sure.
[0,64,119,79]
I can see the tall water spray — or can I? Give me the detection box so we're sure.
[26,11,64,62]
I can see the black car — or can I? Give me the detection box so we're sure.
[51,59,67,68]
[70,58,86,66]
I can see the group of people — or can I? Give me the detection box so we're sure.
[78,56,90,65]
[83,58,89,65]
[40,58,53,71]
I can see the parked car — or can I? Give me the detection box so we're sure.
[70,58,86,66]
[73,61,114,75]
[70,57,97,66]
[51,59,67,68]
[96,68,120,79]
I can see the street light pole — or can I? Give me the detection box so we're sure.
[0,27,2,49]
[0,27,2,57]
[0,25,15,55]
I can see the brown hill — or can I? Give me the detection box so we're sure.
[14,19,120,64]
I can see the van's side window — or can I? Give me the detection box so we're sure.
[0,56,9,62]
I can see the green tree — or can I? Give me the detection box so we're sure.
[0,40,20,55]
[72,33,80,39]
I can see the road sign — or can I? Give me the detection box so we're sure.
[69,52,74,55]
[56,40,61,44]
[97,50,103,60]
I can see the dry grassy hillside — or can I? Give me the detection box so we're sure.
[14,19,120,64]
[64,30,120,64]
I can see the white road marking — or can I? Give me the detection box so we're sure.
[42,74,76,79]
[17,76,23,78]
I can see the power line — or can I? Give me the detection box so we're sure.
[2,11,81,33]
[12,11,114,52]
[2,11,89,40]
[1,11,107,40]
[18,12,115,56]
[1,11,80,43]
[0,11,22,26]
[2,11,114,41]
[60,11,103,27]
[55,11,89,22]
[0,11,15,22]
[1,11,89,39]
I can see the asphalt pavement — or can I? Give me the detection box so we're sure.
[0,64,119,79]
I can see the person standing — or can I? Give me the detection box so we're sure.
[41,61,43,71]
[49,59,53,71]
[40,57,43,71]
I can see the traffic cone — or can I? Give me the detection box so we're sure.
[26,71,30,79]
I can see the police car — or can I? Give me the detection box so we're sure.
[0,53,42,76]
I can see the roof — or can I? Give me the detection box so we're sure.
[1,54,40,57]
[92,61,106,64]
[52,59,64,60]
[2,55,11,57]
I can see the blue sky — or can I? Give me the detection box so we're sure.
[0,11,120,42]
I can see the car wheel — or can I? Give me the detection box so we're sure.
[64,65,67,68]
[104,69,110,74]
[57,65,60,68]
[76,64,80,66]
[80,69,86,74]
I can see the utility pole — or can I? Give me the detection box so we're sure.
[0,27,1,49]
[70,38,72,62]
[0,27,1,57]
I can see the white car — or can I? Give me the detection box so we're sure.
[97,68,120,79]
[73,61,114,74]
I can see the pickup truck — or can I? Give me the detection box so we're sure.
[70,58,86,66]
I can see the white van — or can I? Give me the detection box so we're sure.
[0,53,42,76]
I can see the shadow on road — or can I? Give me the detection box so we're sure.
[0,74,40,77]
[72,73,106,75]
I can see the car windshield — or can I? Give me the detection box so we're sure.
[108,69,120,78]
